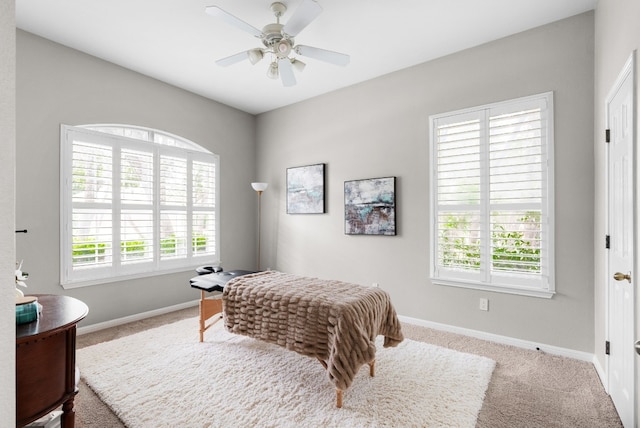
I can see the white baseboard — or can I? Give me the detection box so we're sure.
[77,304,595,364]
[398,315,595,363]
[77,300,199,336]
[592,354,609,393]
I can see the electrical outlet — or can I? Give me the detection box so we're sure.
[372,282,379,288]
[479,298,489,311]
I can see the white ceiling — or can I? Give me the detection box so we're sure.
[16,0,596,115]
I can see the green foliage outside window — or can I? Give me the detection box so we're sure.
[122,165,142,188]
[440,213,541,273]
[121,240,146,259]
[74,238,152,263]
[491,213,540,272]
[192,234,207,253]
[72,237,107,264]
[160,234,209,255]
[72,162,106,194]
[160,234,207,255]
[72,167,86,192]
[161,235,177,255]
[439,215,480,269]
[74,235,207,263]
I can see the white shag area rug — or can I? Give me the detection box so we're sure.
[77,317,495,428]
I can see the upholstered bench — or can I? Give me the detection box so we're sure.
[190,270,403,408]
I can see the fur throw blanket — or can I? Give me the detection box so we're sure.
[223,271,404,391]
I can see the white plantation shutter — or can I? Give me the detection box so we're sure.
[160,155,187,205]
[72,209,112,268]
[120,210,154,264]
[61,125,220,287]
[430,93,554,297]
[160,155,188,261]
[192,161,217,256]
[121,148,153,204]
[160,211,188,259]
[193,160,216,206]
[435,116,482,275]
[70,140,114,270]
[489,108,544,276]
[120,148,154,267]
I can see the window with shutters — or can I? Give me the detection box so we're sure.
[429,93,554,297]
[60,124,219,288]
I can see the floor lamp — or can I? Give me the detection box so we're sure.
[251,182,268,270]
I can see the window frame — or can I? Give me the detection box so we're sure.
[429,92,555,298]
[60,124,220,289]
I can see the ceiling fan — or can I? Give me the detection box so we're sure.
[205,0,350,87]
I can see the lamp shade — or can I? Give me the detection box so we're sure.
[251,182,268,192]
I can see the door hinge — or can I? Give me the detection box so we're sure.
[605,235,610,249]
[605,341,610,355]
[605,129,611,143]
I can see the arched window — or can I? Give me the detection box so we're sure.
[60,124,219,288]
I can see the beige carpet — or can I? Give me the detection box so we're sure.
[75,307,623,427]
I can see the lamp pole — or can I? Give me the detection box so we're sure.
[251,182,268,270]
[256,189,263,270]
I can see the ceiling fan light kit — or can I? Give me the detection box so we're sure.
[267,62,279,79]
[291,58,306,72]
[248,48,264,65]
[206,0,350,86]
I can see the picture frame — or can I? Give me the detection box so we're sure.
[286,163,326,214]
[344,176,396,235]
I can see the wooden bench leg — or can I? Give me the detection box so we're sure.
[199,291,223,342]
[317,359,375,408]
[199,291,205,342]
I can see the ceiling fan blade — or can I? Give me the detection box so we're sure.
[295,45,350,66]
[205,6,262,38]
[215,51,249,67]
[278,58,296,87]
[282,0,322,37]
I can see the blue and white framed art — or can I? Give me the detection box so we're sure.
[344,176,396,235]
[286,163,326,214]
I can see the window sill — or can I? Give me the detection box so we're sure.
[61,264,210,289]
[432,277,555,299]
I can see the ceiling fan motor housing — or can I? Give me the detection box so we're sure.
[262,23,293,58]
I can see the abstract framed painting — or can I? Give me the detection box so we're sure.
[344,176,396,235]
[286,163,325,214]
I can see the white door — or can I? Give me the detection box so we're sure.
[607,54,635,428]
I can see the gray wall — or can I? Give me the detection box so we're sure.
[1,0,16,424]
[593,0,640,375]
[15,12,599,353]
[16,31,257,326]
[256,12,595,351]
